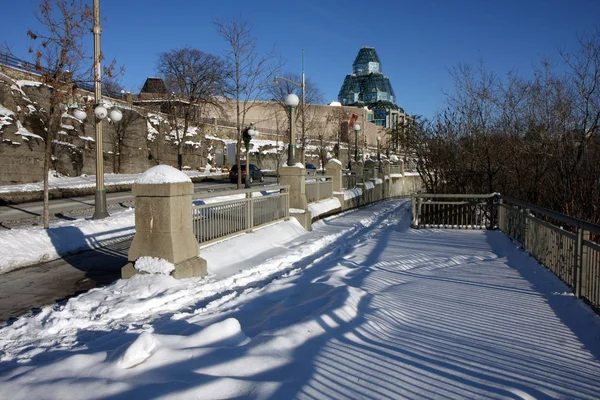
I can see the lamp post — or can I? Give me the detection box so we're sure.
[377,135,382,173]
[285,93,300,166]
[354,124,361,162]
[242,124,259,188]
[70,0,122,219]
[274,50,305,161]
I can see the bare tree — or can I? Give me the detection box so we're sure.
[157,47,227,170]
[269,72,325,163]
[27,0,92,229]
[214,18,281,188]
[108,109,142,173]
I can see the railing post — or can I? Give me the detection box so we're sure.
[574,227,587,298]
[522,208,530,250]
[497,197,504,232]
[246,191,253,232]
[411,195,417,228]
[489,195,496,230]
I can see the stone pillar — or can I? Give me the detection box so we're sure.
[279,165,312,231]
[350,161,364,182]
[325,159,343,193]
[364,159,376,182]
[122,165,207,279]
[382,160,391,199]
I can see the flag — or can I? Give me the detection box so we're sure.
[348,113,359,127]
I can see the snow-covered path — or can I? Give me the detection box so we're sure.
[1,200,599,399]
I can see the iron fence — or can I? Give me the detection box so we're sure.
[192,185,289,245]
[411,193,496,230]
[343,172,357,190]
[390,164,403,175]
[0,51,122,98]
[305,176,333,203]
[411,193,600,311]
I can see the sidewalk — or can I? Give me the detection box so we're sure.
[1,199,600,399]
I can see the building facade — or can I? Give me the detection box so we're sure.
[338,47,408,130]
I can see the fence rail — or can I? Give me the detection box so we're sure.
[411,193,496,230]
[412,193,600,311]
[390,165,403,175]
[343,172,357,190]
[192,185,289,245]
[0,51,122,98]
[305,176,333,203]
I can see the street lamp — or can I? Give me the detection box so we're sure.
[377,135,382,173]
[354,124,361,162]
[285,93,300,166]
[242,124,259,188]
[274,50,305,161]
[69,0,122,219]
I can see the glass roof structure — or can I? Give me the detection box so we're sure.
[338,47,397,110]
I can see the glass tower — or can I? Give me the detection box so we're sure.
[338,47,401,127]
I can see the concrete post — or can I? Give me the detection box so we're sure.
[325,159,343,193]
[279,165,312,231]
[350,161,364,182]
[326,158,345,211]
[122,165,207,279]
[364,160,377,181]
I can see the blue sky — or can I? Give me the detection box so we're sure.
[2,0,600,118]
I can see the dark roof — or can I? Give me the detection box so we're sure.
[141,77,168,94]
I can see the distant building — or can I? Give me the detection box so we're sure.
[338,47,408,130]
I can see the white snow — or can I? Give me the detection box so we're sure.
[328,158,342,166]
[0,169,225,194]
[0,200,599,398]
[308,197,341,218]
[0,208,135,274]
[134,256,176,275]
[16,80,43,87]
[136,165,192,184]
[1,168,600,399]
[344,187,362,200]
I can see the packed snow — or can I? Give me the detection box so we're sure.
[0,208,135,274]
[135,165,192,184]
[1,200,600,399]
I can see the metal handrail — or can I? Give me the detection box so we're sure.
[499,195,600,236]
[192,185,289,245]
[411,192,600,311]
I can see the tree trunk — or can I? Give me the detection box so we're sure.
[42,125,52,229]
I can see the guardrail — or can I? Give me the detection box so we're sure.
[390,165,403,175]
[0,51,122,98]
[191,185,289,245]
[411,193,496,230]
[342,172,357,190]
[411,193,600,311]
[305,176,333,203]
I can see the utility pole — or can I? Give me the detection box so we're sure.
[301,49,305,164]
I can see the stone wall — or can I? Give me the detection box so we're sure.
[0,72,216,186]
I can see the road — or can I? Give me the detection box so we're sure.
[0,177,278,225]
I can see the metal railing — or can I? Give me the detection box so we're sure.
[0,51,122,98]
[192,185,289,245]
[411,193,496,230]
[498,196,600,309]
[411,193,600,311]
[364,168,375,181]
[305,176,333,203]
[343,172,357,190]
[390,164,403,175]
